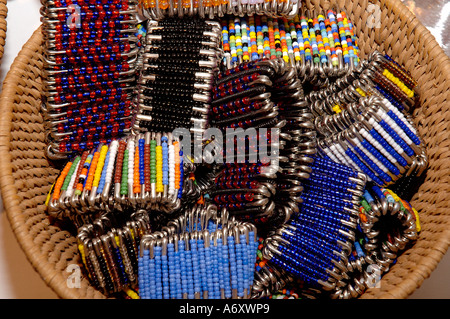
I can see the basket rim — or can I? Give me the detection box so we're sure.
[0,26,81,299]
[0,0,7,62]
[0,0,449,299]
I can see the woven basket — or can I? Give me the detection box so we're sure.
[0,0,449,299]
[0,0,7,62]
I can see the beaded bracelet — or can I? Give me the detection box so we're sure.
[209,58,316,231]
[138,203,258,299]
[219,9,360,85]
[308,50,417,116]
[138,0,300,20]
[41,0,139,160]
[131,18,222,135]
[77,210,152,296]
[316,95,427,187]
[329,184,420,299]
[46,132,187,219]
[259,156,367,292]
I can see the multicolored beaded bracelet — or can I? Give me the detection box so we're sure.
[46,132,187,219]
[219,10,360,84]
[41,0,139,159]
[77,211,152,296]
[138,203,258,299]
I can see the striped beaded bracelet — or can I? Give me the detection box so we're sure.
[308,50,418,116]
[77,211,151,297]
[316,94,427,187]
[46,132,187,219]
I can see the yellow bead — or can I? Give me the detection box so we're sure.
[413,208,421,232]
[332,105,342,113]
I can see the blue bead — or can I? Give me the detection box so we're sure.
[379,120,414,156]
[353,145,392,184]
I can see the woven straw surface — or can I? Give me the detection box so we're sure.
[0,0,449,299]
[0,0,7,61]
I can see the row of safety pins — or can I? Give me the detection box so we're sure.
[219,9,360,85]
[138,203,258,299]
[208,58,317,231]
[138,0,300,20]
[252,158,420,299]
[307,50,417,115]
[46,132,187,220]
[131,18,222,134]
[77,210,151,297]
[40,0,140,160]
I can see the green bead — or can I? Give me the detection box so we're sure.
[62,156,81,190]
[361,199,371,212]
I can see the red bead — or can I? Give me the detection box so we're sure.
[95,20,102,29]
[59,142,66,153]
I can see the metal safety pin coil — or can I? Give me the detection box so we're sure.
[329,184,420,299]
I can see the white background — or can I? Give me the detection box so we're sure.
[0,0,448,299]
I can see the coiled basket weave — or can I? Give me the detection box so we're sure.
[0,0,7,62]
[0,0,449,299]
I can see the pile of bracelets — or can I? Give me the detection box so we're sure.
[77,211,151,297]
[41,0,140,160]
[138,203,258,299]
[46,132,187,219]
[253,157,421,299]
[220,9,360,85]
[35,0,429,300]
[138,0,300,20]
[131,18,222,134]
